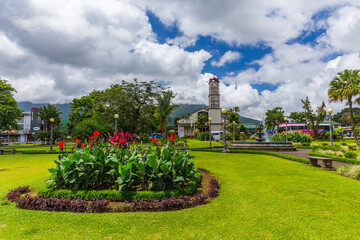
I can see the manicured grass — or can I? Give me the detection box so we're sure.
[3,152,360,239]
[186,139,223,148]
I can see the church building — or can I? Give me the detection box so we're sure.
[177,76,223,136]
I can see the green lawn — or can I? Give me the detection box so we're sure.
[2,152,360,239]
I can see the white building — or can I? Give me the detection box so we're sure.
[177,76,223,136]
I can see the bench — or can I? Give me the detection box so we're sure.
[308,156,335,171]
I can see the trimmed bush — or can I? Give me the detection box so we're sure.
[344,151,357,159]
[337,165,360,180]
[38,181,199,201]
[270,132,311,143]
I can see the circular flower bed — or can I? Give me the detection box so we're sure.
[6,169,219,213]
[5,131,220,213]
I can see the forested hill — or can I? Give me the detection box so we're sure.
[17,102,260,125]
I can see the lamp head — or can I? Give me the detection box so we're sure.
[114,114,119,119]
[50,118,54,123]
[284,117,288,121]
[307,121,310,125]
[233,121,235,124]
[221,108,227,114]
[327,108,333,114]
[209,117,212,122]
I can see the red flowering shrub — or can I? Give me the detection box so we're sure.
[168,134,175,141]
[108,130,132,147]
[93,131,100,137]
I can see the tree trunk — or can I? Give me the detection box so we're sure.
[349,100,358,142]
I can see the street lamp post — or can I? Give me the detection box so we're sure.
[307,121,310,134]
[209,117,212,147]
[114,114,119,132]
[232,121,236,142]
[50,118,54,151]
[284,117,288,142]
[222,109,228,153]
[327,108,333,146]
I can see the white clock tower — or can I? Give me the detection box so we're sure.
[208,76,222,131]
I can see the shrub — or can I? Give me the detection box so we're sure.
[38,181,199,201]
[196,133,214,141]
[208,178,220,198]
[6,186,30,201]
[337,165,360,180]
[47,142,201,192]
[341,142,348,146]
[269,133,311,143]
[14,195,110,213]
[348,144,358,151]
[344,151,358,159]
[301,142,311,147]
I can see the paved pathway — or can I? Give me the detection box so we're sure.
[272,148,353,168]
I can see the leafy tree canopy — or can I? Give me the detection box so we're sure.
[0,79,22,130]
[264,107,284,132]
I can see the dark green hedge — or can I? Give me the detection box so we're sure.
[296,146,312,149]
[190,148,309,164]
[21,150,71,154]
[37,181,199,201]
[308,151,360,165]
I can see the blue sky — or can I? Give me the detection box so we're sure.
[1,0,360,118]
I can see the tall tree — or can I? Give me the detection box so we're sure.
[333,107,360,125]
[227,111,240,123]
[289,111,307,123]
[301,97,326,140]
[195,113,207,132]
[265,107,284,133]
[328,69,360,142]
[37,104,63,131]
[66,80,163,136]
[155,90,178,134]
[0,79,22,130]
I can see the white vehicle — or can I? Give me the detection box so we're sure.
[211,131,223,141]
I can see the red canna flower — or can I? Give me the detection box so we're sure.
[89,136,95,141]
[152,137,158,142]
[81,143,84,148]
[89,142,93,147]
[135,141,138,144]
[59,141,65,148]
[168,134,175,141]
[74,139,81,143]
[119,139,125,144]
[93,131,100,137]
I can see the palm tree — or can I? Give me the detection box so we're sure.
[155,90,178,134]
[328,69,360,142]
[37,104,63,131]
